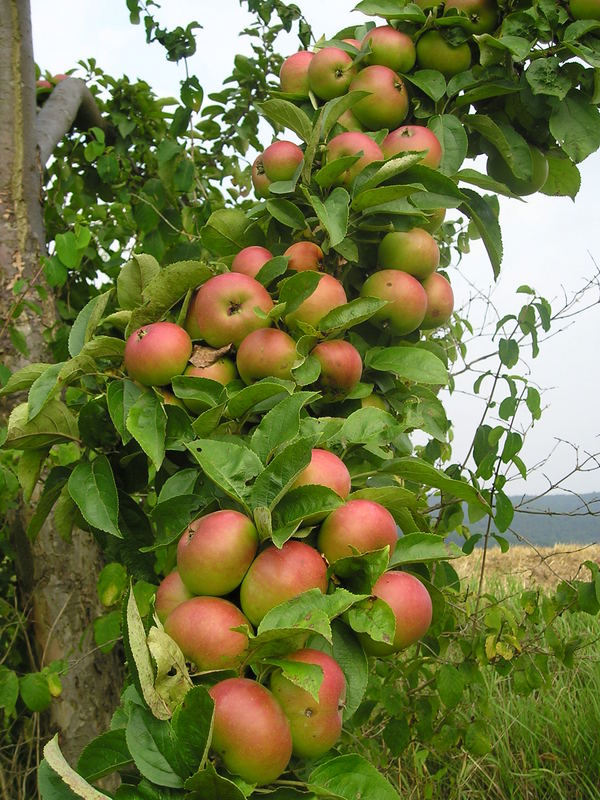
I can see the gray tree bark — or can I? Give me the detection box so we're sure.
[0,0,121,769]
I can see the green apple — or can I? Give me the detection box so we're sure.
[378,228,440,280]
[416,30,472,77]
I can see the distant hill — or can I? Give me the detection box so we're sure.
[455,493,600,548]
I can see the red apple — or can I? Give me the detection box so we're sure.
[123,321,192,386]
[232,246,273,279]
[285,272,347,330]
[164,596,251,671]
[382,125,443,169]
[236,328,297,383]
[155,571,194,623]
[284,241,324,272]
[416,30,472,77]
[324,131,384,186]
[262,140,304,182]
[348,65,409,131]
[362,26,416,73]
[317,499,398,564]
[291,448,351,498]
[185,273,273,347]
[36,79,52,90]
[343,37,362,49]
[240,540,328,626]
[308,47,355,100]
[209,678,293,784]
[360,269,428,335]
[360,571,433,655]
[270,649,346,758]
[252,156,271,198]
[421,272,454,329]
[280,50,314,96]
[311,340,363,395]
[177,510,259,596]
[378,228,440,280]
[184,358,237,385]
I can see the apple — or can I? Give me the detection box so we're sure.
[317,498,398,564]
[52,73,69,83]
[416,30,472,77]
[163,596,251,671]
[124,321,192,386]
[184,358,237,385]
[421,272,454,329]
[252,156,271,198]
[361,393,388,410]
[348,65,409,131]
[185,273,273,347]
[486,144,549,196]
[236,328,297,383]
[240,540,328,626]
[284,241,324,272]
[343,38,362,49]
[308,47,355,99]
[378,228,440,280]
[359,571,433,655]
[157,388,186,408]
[280,50,314,96]
[285,272,347,330]
[209,678,292,784]
[232,245,273,278]
[381,125,443,169]
[270,649,346,759]
[445,0,498,34]
[36,79,52,90]
[177,510,259,596]
[336,109,364,131]
[291,448,351,498]
[362,26,416,73]
[262,140,304,182]
[569,0,600,18]
[155,571,194,623]
[360,269,428,335]
[324,131,383,186]
[422,207,446,233]
[311,340,363,395]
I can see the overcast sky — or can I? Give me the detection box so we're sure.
[30,0,600,496]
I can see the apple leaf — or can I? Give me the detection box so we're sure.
[170,686,214,777]
[308,188,349,247]
[68,290,113,357]
[331,620,368,721]
[330,547,391,595]
[393,457,491,512]
[314,155,361,188]
[403,69,446,102]
[540,151,581,199]
[266,198,306,229]
[186,438,263,511]
[117,253,161,310]
[27,362,64,421]
[171,375,225,409]
[40,735,111,799]
[459,188,503,278]
[250,391,319,463]
[390,533,463,567]
[257,98,313,143]
[126,390,167,470]
[549,89,600,163]
[0,362,49,396]
[428,114,469,175]
[226,380,292,419]
[106,379,144,445]
[320,90,370,139]
[346,596,396,647]
[184,762,247,800]
[266,659,324,703]
[309,753,401,800]
[125,705,185,788]
[249,439,312,511]
[67,455,121,538]
[4,400,79,450]
[366,345,449,384]
[76,729,132,784]
[273,485,344,530]
[200,208,254,255]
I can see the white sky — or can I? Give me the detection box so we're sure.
[30,0,600,495]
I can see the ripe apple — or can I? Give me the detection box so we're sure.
[52,73,69,83]
[311,340,363,395]
[378,228,440,280]
[362,26,416,73]
[240,540,328,626]
[421,272,455,329]
[124,321,192,386]
[280,50,314,96]
[324,131,383,186]
[270,649,346,759]
[291,448,351,498]
[349,65,409,131]
[343,38,362,49]
[445,0,498,34]
[163,596,251,671]
[381,125,443,169]
[209,678,292,784]
[252,156,271,198]
[569,0,600,18]
[262,140,304,182]
[185,273,273,347]
[308,47,355,99]
[36,79,52,90]
[284,241,324,272]
[177,510,259,596]
[184,358,237,385]
[317,498,398,564]
[486,144,549,196]
[285,272,347,330]
[360,269,428,335]
[231,246,274,279]
[360,571,433,655]
[155,571,194,623]
[236,328,297,383]
[416,30,472,77]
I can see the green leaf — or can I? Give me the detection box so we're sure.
[353,0,426,20]
[184,762,246,800]
[250,391,318,463]
[41,736,111,799]
[464,720,492,756]
[68,455,121,537]
[200,208,252,256]
[366,346,448,384]
[27,362,64,421]
[171,686,214,777]
[352,183,418,211]
[540,151,581,200]
[4,400,78,450]
[390,533,463,567]
[273,485,344,529]
[126,391,167,470]
[77,729,131,783]
[0,666,19,714]
[494,490,514,533]
[459,188,503,278]
[428,114,468,175]
[266,198,306,229]
[250,440,312,511]
[55,232,80,269]
[68,290,112,357]
[226,380,291,419]
[126,705,184,788]
[321,90,371,139]
[331,620,368,721]
[436,664,464,708]
[315,155,361,189]
[26,471,68,541]
[466,115,531,177]
[403,70,446,102]
[309,188,349,247]
[332,547,391,594]
[333,407,404,445]
[499,337,519,367]
[267,659,324,703]
[549,90,600,163]
[393,457,490,512]
[280,270,322,315]
[117,254,161,310]
[187,438,263,510]
[255,255,289,286]
[20,671,52,712]
[93,610,121,653]
[525,58,571,100]
[107,379,144,444]
[97,563,128,607]
[349,486,420,516]
[257,98,313,143]
[309,753,401,800]
[171,376,224,409]
[353,153,422,194]
[0,362,49,396]
[346,596,396,647]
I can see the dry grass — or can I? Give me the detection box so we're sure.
[455,542,600,591]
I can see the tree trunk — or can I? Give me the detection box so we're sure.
[0,0,120,767]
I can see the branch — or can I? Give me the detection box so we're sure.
[35,77,110,165]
